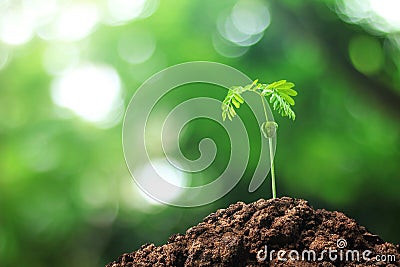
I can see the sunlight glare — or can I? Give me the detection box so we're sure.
[336,0,400,33]
[0,7,34,45]
[23,0,58,26]
[369,0,400,32]
[36,3,99,41]
[106,0,146,25]
[51,64,122,125]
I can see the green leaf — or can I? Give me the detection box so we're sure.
[273,100,278,110]
[280,93,295,105]
[276,82,295,89]
[233,93,244,103]
[277,88,297,96]
[249,79,259,90]
[232,98,240,108]
[222,79,297,123]
[270,94,276,103]
[267,80,286,89]
[229,106,236,117]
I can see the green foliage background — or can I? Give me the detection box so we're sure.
[0,0,399,266]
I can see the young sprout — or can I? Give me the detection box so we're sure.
[222,79,297,199]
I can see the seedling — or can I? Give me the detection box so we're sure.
[222,79,297,199]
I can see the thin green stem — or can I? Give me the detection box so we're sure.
[260,95,277,199]
[259,93,269,122]
[268,138,276,199]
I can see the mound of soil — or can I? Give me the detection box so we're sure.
[106,197,399,266]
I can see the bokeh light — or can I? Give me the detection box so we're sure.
[349,35,384,75]
[135,159,188,205]
[215,0,270,57]
[336,0,400,34]
[369,0,400,32]
[51,64,123,126]
[36,3,99,41]
[0,6,34,45]
[231,0,270,35]
[104,0,159,25]
[212,33,249,58]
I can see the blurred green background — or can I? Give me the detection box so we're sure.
[0,0,399,266]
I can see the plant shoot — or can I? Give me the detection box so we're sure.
[222,79,298,199]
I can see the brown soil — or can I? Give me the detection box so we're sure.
[106,197,399,266]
